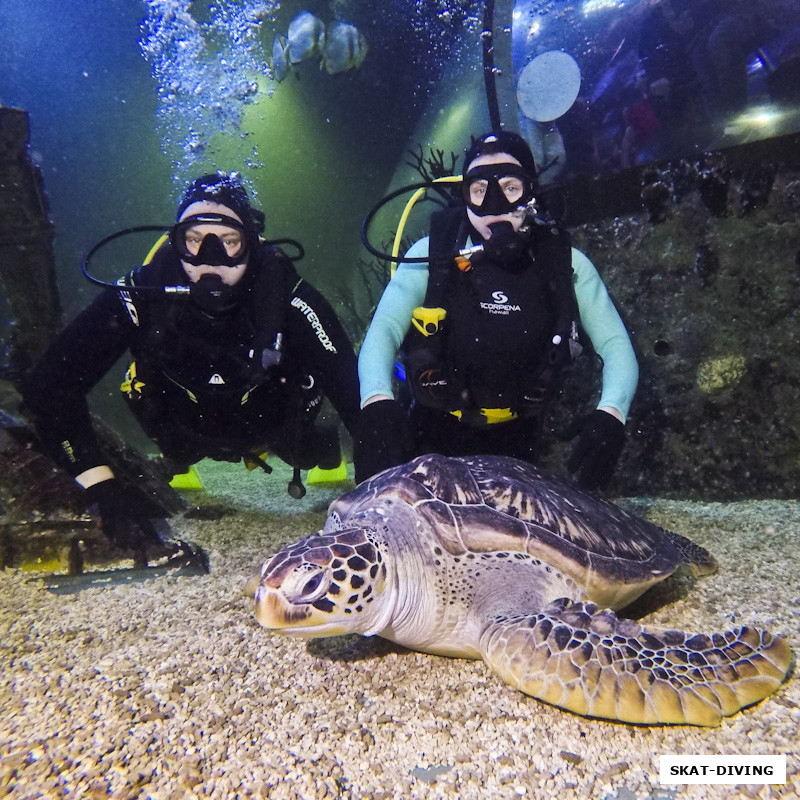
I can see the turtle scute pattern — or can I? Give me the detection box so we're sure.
[480,599,793,727]
[255,527,386,617]
[393,453,716,610]
[403,453,711,558]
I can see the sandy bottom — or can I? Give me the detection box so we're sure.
[1,460,798,800]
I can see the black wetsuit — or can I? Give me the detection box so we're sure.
[23,244,360,478]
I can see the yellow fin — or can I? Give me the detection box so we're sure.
[169,464,204,490]
[307,459,350,488]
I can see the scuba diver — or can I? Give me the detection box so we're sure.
[22,172,360,548]
[355,130,638,491]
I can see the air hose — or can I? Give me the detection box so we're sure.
[360,176,462,275]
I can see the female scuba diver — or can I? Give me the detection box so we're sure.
[355,130,638,491]
[23,172,360,549]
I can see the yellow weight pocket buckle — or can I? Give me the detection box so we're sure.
[121,362,146,398]
[411,306,446,337]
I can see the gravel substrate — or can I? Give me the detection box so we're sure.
[2,460,798,799]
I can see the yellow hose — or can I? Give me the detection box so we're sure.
[390,176,462,276]
[143,232,170,265]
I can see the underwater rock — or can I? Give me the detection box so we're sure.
[696,153,730,217]
[640,168,672,224]
[694,241,719,287]
[0,397,199,576]
[559,163,800,499]
[740,162,778,215]
[669,159,697,204]
[0,106,61,379]
[696,354,746,395]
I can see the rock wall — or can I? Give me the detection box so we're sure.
[0,107,61,380]
[543,166,800,499]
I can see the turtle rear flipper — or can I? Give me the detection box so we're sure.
[479,599,793,727]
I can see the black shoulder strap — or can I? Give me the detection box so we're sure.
[423,205,467,311]
[529,224,583,373]
[533,223,576,323]
[116,242,183,330]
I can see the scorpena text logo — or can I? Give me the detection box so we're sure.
[480,289,521,315]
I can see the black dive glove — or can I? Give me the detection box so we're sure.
[85,478,167,550]
[566,409,625,491]
[353,399,412,484]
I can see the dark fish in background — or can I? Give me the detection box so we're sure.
[670,159,697,204]
[695,241,720,287]
[696,154,729,217]
[740,163,777,215]
[640,167,672,223]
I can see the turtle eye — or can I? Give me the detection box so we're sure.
[301,573,324,598]
[285,566,331,604]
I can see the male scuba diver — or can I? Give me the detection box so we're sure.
[355,130,638,490]
[23,172,360,548]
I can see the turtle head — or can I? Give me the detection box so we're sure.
[249,526,391,638]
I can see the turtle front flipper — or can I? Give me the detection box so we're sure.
[479,599,793,727]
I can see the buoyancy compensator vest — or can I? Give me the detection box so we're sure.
[404,206,581,424]
[119,242,303,417]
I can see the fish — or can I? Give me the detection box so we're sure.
[320,20,368,75]
[286,11,326,65]
[270,12,367,83]
[271,35,290,82]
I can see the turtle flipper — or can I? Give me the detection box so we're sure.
[479,599,792,727]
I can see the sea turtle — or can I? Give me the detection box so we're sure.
[250,454,792,726]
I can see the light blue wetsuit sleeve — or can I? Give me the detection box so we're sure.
[571,247,638,422]
[358,237,430,407]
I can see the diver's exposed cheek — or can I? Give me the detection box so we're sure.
[182,262,247,286]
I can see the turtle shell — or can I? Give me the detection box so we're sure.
[331,454,716,609]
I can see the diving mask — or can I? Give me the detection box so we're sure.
[463,163,534,217]
[171,213,249,267]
